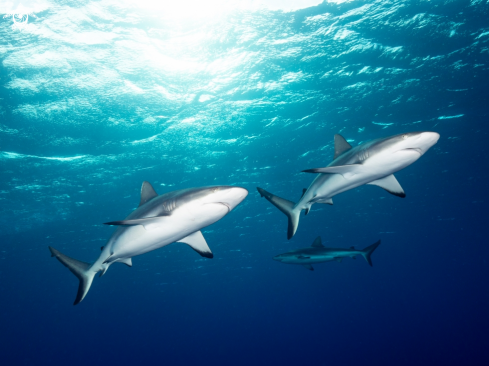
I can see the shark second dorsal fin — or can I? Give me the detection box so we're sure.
[334,134,352,160]
[139,181,158,207]
[311,236,324,248]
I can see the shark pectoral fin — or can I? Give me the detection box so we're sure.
[139,181,158,207]
[117,258,133,267]
[334,134,352,159]
[104,214,170,230]
[311,236,324,248]
[367,174,406,198]
[302,164,362,179]
[352,256,356,260]
[335,257,342,263]
[177,230,213,259]
[303,264,314,271]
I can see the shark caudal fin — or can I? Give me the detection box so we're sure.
[360,240,381,267]
[49,247,96,305]
[257,187,300,239]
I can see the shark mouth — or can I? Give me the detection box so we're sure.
[218,202,231,212]
[400,148,423,155]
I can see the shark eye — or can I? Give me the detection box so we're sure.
[402,134,408,139]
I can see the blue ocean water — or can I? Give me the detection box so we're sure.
[1,0,488,364]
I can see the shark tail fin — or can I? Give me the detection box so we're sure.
[360,240,381,267]
[257,187,300,240]
[49,247,96,305]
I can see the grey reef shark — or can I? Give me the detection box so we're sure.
[49,182,248,305]
[257,131,440,239]
[273,236,381,271]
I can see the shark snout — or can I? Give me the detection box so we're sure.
[402,131,440,155]
[207,186,248,211]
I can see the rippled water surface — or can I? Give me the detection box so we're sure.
[1,1,488,365]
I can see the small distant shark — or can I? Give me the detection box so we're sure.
[257,131,440,239]
[273,236,381,271]
[49,182,248,305]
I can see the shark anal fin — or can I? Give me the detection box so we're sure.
[177,230,213,258]
[139,181,158,207]
[303,264,314,271]
[302,164,362,179]
[104,214,170,230]
[334,134,352,159]
[367,174,405,198]
[311,236,324,248]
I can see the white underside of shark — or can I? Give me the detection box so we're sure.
[258,131,440,239]
[49,182,248,305]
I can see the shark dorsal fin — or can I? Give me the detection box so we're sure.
[311,236,324,248]
[139,181,158,207]
[350,246,355,249]
[334,134,352,160]
[301,188,307,198]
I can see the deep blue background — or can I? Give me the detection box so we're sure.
[1,1,488,365]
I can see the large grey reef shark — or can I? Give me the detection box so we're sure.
[257,131,440,239]
[49,182,248,305]
[273,236,381,271]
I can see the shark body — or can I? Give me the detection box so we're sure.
[49,182,248,305]
[258,131,440,239]
[273,236,381,271]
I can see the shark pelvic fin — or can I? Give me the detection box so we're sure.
[302,164,362,179]
[104,215,170,230]
[311,236,324,248]
[303,264,314,271]
[334,134,352,159]
[139,181,158,207]
[49,246,96,305]
[367,174,406,198]
[257,187,300,240]
[335,257,343,263]
[178,230,213,258]
[361,240,381,266]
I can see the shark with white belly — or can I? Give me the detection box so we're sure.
[257,131,440,239]
[273,236,381,271]
[49,182,248,305]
